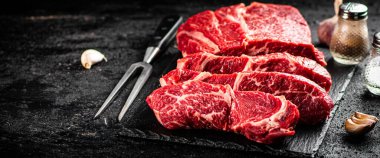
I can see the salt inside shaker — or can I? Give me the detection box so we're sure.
[330,2,369,65]
[364,32,380,95]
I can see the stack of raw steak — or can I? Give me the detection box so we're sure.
[147,81,300,144]
[146,2,334,144]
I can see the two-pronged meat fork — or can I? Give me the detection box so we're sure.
[94,15,183,121]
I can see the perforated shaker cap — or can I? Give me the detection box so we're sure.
[339,2,368,20]
[373,32,380,48]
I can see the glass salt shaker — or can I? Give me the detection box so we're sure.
[330,2,369,65]
[364,32,380,95]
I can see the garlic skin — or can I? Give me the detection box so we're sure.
[81,49,107,69]
[345,112,379,135]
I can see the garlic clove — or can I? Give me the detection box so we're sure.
[345,112,378,135]
[345,118,370,135]
[81,49,107,69]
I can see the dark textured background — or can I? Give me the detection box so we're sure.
[0,0,379,157]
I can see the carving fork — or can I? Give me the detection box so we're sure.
[94,16,183,121]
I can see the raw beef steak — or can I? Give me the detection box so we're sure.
[176,2,327,66]
[160,69,333,125]
[146,81,300,144]
[177,52,332,91]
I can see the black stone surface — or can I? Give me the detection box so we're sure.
[0,0,379,157]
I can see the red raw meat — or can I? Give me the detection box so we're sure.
[176,2,327,66]
[146,81,300,144]
[177,52,332,92]
[160,69,333,125]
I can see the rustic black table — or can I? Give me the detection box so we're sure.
[1,0,379,157]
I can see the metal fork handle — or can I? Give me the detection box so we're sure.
[143,16,183,64]
[143,47,160,64]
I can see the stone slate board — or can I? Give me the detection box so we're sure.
[97,45,356,158]
[0,0,362,157]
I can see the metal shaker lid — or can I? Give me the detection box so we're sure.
[339,2,368,20]
[373,32,380,48]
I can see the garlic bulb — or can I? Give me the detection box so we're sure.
[81,49,107,69]
[317,0,342,47]
[318,16,338,47]
[345,112,378,135]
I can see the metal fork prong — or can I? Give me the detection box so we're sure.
[118,62,153,121]
[93,63,140,119]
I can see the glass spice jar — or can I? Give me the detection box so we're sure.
[364,32,380,95]
[330,2,369,65]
